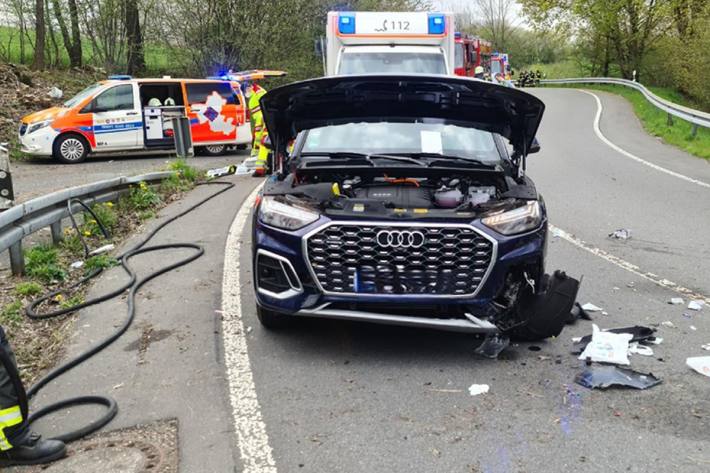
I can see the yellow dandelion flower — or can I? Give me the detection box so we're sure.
[83,230,91,236]
[106,202,114,208]
[54,294,64,302]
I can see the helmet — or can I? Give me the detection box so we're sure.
[474,66,484,74]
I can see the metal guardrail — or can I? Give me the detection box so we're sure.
[0,171,174,275]
[541,77,710,134]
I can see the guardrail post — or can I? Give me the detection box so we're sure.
[50,220,63,243]
[691,124,698,138]
[667,113,674,126]
[9,241,24,276]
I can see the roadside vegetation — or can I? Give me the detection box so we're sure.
[0,159,202,385]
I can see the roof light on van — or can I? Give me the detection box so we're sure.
[338,13,356,34]
[108,74,132,80]
[428,13,445,35]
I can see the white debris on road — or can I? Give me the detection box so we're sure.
[628,343,653,357]
[578,324,632,365]
[688,300,705,311]
[468,384,490,396]
[581,303,604,312]
[608,229,631,240]
[686,357,710,378]
[668,297,684,305]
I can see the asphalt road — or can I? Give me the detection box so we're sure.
[13,88,710,473]
[9,149,249,202]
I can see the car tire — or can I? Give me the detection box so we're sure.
[199,144,227,156]
[236,144,248,150]
[53,134,89,164]
[256,306,292,330]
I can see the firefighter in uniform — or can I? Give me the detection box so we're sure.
[247,82,268,176]
[0,326,66,466]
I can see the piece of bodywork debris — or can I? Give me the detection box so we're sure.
[686,357,710,378]
[702,344,710,351]
[568,302,593,324]
[628,342,654,356]
[578,324,632,365]
[468,384,490,396]
[661,321,676,328]
[668,297,684,305]
[608,229,631,240]
[573,325,657,354]
[581,303,603,312]
[474,333,509,359]
[688,300,705,311]
[575,365,661,390]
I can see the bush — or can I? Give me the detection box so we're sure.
[0,302,23,326]
[25,245,66,283]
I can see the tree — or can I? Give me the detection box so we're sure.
[471,0,519,51]
[125,0,145,74]
[32,0,46,69]
[52,0,83,67]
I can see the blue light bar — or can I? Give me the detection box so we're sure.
[108,74,132,80]
[428,14,445,35]
[338,13,356,34]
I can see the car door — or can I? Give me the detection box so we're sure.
[184,82,238,145]
[88,83,142,150]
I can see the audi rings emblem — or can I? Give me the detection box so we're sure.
[376,230,426,248]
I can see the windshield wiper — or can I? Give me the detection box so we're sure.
[402,152,496,168]
[300,152,426,166]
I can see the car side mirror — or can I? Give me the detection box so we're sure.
[529,138,541,154]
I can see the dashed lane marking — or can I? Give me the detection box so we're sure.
[221,185,277,473]
[578,89,710,189]
[550,224,710,305]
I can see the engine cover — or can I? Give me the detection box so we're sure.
[354,185,432,208]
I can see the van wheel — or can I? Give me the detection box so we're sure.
[199,144,227,156]
[53,134,88,164]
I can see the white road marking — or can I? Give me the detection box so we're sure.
[221,185,277,473]
[550,224,710,305]
[578,89,710,189]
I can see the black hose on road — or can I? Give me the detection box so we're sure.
[22,180,236,443]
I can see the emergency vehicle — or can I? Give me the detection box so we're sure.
[453,32,492,77]
[325,11,455,76]
[491,53,511,80]
[19,76,250,163]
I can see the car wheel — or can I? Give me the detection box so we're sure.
[199,144,227,156]
[53,134,88,164]
[236,144,248,150]
[256,306,292,330]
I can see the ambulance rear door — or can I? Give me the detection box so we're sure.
[184,82,238,145]
[84,83,142,150]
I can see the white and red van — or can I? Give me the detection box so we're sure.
[19,76,251,163]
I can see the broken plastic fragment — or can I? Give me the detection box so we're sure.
[581,303,603,312]
[661,321,676,328]
[688,300,705,311]
[701,344,710,351]
[669,297,684,305]
[70,260,84,269]
[628,342,653,357]
[474,333,509,359]
[575,365,661,390]
[686,357,710,378]
[608,229,631,240]
[235,164,250,175]
[573,325,656,354]
[89,244,115,256]
[578,324,632,365]
[468,384,490,396]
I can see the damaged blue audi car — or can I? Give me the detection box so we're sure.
[251,74,579,341]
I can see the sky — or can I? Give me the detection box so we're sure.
[431,0,526,26]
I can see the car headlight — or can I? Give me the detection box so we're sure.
[481,200,542,235]
[258,195,320,230]
[27,120,52,134]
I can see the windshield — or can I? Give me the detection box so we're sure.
[490,61,502,76]
[454,44,464,69]
[63,82,104,108]
[339,52,447,75]
[301,122,501,162]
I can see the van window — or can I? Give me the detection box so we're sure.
[140,83,185,107]
[92,84,135,111]
[186,83,236,105]
[63,82,103,108]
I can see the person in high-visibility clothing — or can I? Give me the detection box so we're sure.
[247,82,268,176]
[0,326,66,466]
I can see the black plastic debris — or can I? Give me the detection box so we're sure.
[474,333,510,359]
[572,325,657,354]
[567,302,593,324]
[575,365,661,390]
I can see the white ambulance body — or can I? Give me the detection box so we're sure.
[325,11,455,76]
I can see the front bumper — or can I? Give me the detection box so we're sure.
[18,125,58,156]
[252,215,547,333]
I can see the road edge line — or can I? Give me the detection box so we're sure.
[221,184,277,473]
[577,89,710,189]
[550,224,710,305]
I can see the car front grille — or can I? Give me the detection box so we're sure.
[305,223,495,296]
[19,123,27,136]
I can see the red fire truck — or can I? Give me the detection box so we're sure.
[453,32,492,77]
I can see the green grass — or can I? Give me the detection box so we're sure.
[24,245,66,283]
[84,255,118,274]
[16,281,43,297]
[548,83,710,160]
[125,182,162,211]
[0,301,23,326]
[524,60,584,79]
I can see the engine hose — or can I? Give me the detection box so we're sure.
[22,180,235,443]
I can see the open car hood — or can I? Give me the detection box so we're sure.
[261,74,545,155]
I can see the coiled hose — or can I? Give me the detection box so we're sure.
[21,180,235,443]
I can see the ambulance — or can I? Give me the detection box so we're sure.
[325,11,455,76]
[18,76,250,163]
